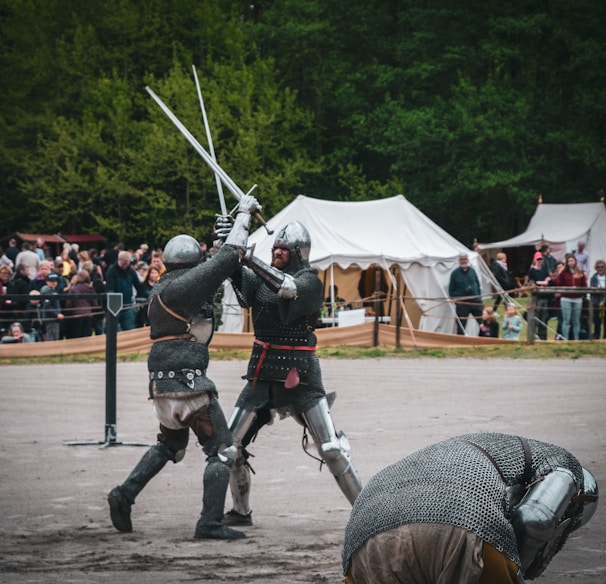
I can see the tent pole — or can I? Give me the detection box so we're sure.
[373,268,380,346]
[386,268,418,350]
[396,273,403,349]
[330,260,336,326]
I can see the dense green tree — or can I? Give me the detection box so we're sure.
[2,0,320,247]
[1,0,605,249]
[247,0,606,243]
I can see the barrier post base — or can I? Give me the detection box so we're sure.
[64,424,151,449]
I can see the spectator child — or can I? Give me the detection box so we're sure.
[502,304,524,340]
[1,321,33,343]
[479,306,499,338]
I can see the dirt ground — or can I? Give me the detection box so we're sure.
[0,358,604,583]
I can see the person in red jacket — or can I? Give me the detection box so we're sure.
[555,254,587,340]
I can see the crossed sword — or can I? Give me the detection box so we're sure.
[145,69,272,234]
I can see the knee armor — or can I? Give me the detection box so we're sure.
[158,425,189,462]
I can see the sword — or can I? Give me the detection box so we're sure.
[145,85,273,234]
[192,65,227,216]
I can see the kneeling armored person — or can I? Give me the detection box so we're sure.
[108,194,260,540]
[343,432,598,583]
[216,220,362,527]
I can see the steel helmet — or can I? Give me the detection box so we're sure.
[163,234,203,270]
[274,221,311,267]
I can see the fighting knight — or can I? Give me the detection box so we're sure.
[215,219,363,526]
[107,194,260,540]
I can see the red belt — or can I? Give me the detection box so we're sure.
[253,339,316,387]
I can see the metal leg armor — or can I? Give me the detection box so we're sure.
[108,442,172,532]
[223,407,257,523]
[302,397,362,505]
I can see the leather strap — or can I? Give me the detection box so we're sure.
[462,439,506,482]
[518,436,533,486]
[152,334,195,344]
[463,436,533,487]
[148,294,191,334]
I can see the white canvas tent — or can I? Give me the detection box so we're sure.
[479,202,606,272]
[221,195,500,334]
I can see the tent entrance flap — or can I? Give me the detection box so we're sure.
[317,264,423,329]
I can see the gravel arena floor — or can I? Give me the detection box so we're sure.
[0,358,604,583]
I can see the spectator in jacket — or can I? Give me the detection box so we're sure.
[449,254,483,335]
[29,260,53,292]
[65,270,98,338]
[0,265,13,336]
[81,259,106,335]
[105,251,146,331]
[135,264,161,328]
[501,304,524,340]
[555,254,587,340]
[6,264,31,323]
[0,246,14,271]
[491,252,511,310]
[22,290,44,341]
[479,306,499,338]
[1,321,33,343]
[589,259,606,339]
[527,251,551,340]
[40,273,64,341]
[4,238,20,265]
[14,241,39,281]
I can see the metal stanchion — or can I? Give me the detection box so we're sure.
[64,293,151,448]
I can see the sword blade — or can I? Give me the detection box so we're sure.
[192,65,227,215]
[145,86,243,202]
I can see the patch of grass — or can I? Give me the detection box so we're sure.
[316,341,606,360]
[1,340,604,366]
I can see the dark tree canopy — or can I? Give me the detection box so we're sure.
[1,0,605,249]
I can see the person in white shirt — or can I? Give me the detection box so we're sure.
[573,241,589,277]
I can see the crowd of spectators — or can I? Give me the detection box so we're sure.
[2,235,605,343]
[0,238,212,343]
[452,242,606,341]
[521,242,605,341]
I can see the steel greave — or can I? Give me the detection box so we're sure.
[227,407,257,514]
[302,397,362,504]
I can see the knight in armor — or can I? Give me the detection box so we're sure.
[342,432,598,583]
[107,194,260,540]
[215,220,362,527]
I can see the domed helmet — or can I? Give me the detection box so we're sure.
[272,221,311,273]
[163,234,203,270]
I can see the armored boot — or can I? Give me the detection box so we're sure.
[108,443,171,532]
[223,462,253,526]
[303,398,363,505]
[194,459,246,540]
